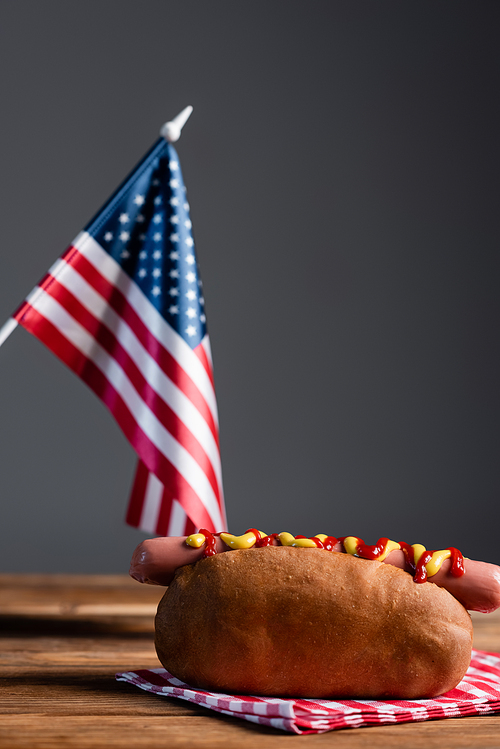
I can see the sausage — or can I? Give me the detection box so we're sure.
[129,535,500,613]
[383,549,500,613]
[130,536,228,586]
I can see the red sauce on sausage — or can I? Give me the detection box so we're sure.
[449,547,465,577]
[191,531,465,582]
[355,537,392,560]
[295,535,324,548]
[414,551,434,583]
[322,536,338,551]
[199,529,218,557]
[399,541,417,573]
[400,542,465,583]
[246,528,263,545]
[255,533,280,547]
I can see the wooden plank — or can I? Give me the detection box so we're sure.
[2,714,500,749]
[0,574,163,619]
[1,575,500,748]
[471,610,500,652]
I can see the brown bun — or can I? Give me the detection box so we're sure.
[155,546,473,699]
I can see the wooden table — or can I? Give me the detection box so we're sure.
[1,574,500,748]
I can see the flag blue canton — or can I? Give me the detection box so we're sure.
[84,139,207,348]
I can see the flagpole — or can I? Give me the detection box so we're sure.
[0,317,18,349]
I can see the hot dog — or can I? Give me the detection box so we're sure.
[154,546,474,698]
[130,531,500,613]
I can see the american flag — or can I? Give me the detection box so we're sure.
[12,136,226,536]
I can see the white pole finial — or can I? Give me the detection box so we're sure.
[160,106,193,142]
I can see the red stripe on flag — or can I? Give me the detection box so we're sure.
[65,248,220,446]
[154,487,175,536]
[35,275,223,505]
[126,460,149,527]
[18,304,218,531]
[154,490,181,536]
[193,341,215,390]
[127,460,200,535]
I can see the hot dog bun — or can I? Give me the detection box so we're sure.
[155,546,473,699]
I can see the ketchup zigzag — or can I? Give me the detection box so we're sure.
[186,529,465,584]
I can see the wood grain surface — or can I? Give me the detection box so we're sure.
[1,574,500,748]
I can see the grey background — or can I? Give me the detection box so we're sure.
[0,1,499,573]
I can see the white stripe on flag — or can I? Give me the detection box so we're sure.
[140,472,164,534]
[167,499,189,536]
[73,232,219,426]
[27,287,224,530]
[47,258,222,492]
[201,336,214,367]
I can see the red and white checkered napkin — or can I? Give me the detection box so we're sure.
[116,649,500,734]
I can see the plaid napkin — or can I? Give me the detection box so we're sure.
[116,649,500,734]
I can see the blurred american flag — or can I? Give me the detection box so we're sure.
[13,136,226,536]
